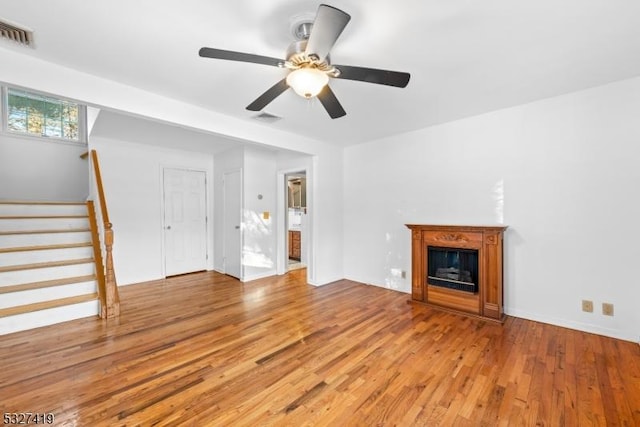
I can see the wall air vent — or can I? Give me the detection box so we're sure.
[252,112,282,124]
[0,19,33,47]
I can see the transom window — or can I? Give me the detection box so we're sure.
[2,87,86,144]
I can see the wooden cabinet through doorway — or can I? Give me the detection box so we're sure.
[289,230,301,260]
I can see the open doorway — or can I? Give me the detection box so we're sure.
[285,172,307,272]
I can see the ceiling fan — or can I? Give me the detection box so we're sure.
[199,4,410,119]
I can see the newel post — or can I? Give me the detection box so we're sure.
[104,223,120,317]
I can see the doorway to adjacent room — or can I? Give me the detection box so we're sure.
[285,172,307,272]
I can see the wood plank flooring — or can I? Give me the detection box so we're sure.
[1,270,638,426]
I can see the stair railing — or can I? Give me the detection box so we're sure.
[88,149,120,318]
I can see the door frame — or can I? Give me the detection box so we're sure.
[222,168,243,280]
[160,166,210,278]
[276,167,313,282]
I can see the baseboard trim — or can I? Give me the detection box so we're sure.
[505,307,636,343]
[242,270,276,283]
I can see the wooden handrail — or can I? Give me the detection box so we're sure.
[91,149,110,225]
[89,150,120,318]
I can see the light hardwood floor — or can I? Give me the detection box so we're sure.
[1,270,639,426]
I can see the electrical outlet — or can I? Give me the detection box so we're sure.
[401,270,406,279]
[602,303,614,316]
[582,300,593,313]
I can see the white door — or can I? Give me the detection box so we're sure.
[223,170,242,279]
[163,168,207,276]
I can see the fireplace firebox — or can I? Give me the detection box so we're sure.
[427,246,478,293]
[406,224,507,322]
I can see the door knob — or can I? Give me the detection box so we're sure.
[166,226,171,230]
[235,225,240,229]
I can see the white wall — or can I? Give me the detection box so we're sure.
[243,148,277,281]
[89,137,214,286]
[344,76,640,342]
[0,134,88,201]
[310,149,344,285]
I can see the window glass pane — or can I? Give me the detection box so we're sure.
[63,121,78,140]
[44,118,62,138]
[62,104,74,121]
[43,99,62,138]
[5,88,83,142]
[26,97,44,136]
[62,103,79,139]
[7,93,27,132]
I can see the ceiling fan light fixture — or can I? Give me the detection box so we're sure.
[199,4,409,118]
[286,67,329,99]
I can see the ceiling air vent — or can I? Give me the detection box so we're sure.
[0,19,33,46]
[252,112,282,124]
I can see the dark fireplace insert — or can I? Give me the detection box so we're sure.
[427,246,479,293]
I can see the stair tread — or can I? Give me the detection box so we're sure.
[0,228,91,236]
[0,293,98,318]
[0,215,88,219]
[0,200,86,205]
[0,201,85,205]
[0,275,97,294]
[0,258,94,273]
[0,242,92,254]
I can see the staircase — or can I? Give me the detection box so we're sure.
[0,201,100,335]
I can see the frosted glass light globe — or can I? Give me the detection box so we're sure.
[286,68,329,99]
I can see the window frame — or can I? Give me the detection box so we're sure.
[1,85,88,146]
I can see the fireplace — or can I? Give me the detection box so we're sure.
[427,246,478,293]
[406,224,507,322]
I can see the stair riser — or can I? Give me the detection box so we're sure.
[0,247,94,267]
[0,263,96,286]
[0,300,99,335]
[0,231,92,249]
[0,204,87,216]
[0,217,89,232]
[0,281,98,309]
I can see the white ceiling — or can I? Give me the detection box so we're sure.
[90,110,240,154]
[2,0,640,146]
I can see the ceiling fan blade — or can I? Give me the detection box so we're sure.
[199,47,283,67]
[304,4,351,62]
[246,79,289,111]
[317,85,346,119]
[334,64,411,88]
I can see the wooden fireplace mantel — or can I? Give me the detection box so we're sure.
[406,224,508,322]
